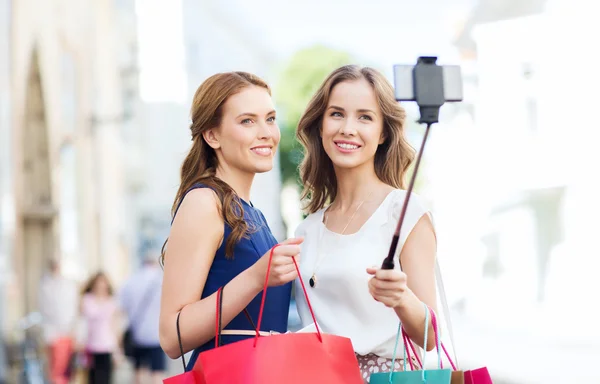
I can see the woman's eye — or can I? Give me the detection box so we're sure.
[267,116,276,123]
[359,115,373,121]
[241,118,253,124]
[330,112,343,118]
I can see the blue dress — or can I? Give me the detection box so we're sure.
[176,184,291,369]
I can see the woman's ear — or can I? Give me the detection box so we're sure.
[202,128,221,149]
[379,129,388,145]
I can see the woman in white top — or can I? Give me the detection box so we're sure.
[294,65,438,383]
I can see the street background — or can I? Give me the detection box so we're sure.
[1,0,599,383]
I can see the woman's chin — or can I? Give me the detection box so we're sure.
[250,162,274,174]
[330,157,364,170]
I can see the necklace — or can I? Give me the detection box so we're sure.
[309,189,375,288]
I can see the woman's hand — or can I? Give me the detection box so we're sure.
[249,238,304,288]
[366,267,409,309]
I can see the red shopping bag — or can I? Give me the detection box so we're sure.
[163,370,204,384]
[162,312,204,384]
[192,245,364,384]
[463,367,493,384]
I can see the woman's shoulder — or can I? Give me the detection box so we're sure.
[175,187,222,223]
[182,186,219,208]
[172,183,220,219]
[294,208,325,238]
[386,189,429,212]
[384,189,434,236]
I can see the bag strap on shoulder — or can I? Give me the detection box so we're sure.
[435,258,459,367]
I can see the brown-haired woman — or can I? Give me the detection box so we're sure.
[159,72,303,369]
[294,65,438,382]
[80,272,120,384]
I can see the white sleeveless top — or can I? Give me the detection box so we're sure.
[294,189,433,358]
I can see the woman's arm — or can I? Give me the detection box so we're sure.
[393,214,438,351]
[159,188,265,359]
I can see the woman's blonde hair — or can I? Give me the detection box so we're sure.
[296,65,415,213]
[161,72,271,265]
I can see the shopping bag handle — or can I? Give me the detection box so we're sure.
[405,305,458,372]
[434,259,460,367]
[401,329,422,370]
[403,306,444,370]
[176,311,187,372]
[175,289,260,373]
[388,303,450,382]
[399,303,430,381]
[429,305,458,371]
[254,244,323,347]
[215,287,223,348]
[213,287,260,348]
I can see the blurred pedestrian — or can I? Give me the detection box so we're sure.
[119,251,165,384]
[80,272,121,384]
[38,259,78,384]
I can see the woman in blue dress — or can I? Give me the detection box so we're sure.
[158,72,303,368]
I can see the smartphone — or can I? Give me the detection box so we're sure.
[393,64,463,102]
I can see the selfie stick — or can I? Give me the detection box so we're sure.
[381,56,462,270]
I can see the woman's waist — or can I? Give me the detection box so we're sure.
[195,329,282,353]
[298,309,401,357]
[220,329,281,337]
[341,331,403,359]
[223,314,288,336]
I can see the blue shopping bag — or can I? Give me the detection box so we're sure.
[370,302,451,384]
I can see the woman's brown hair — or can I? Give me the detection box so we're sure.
[161,72,271,265]
[82,271,113,296]
[296,65,415,214]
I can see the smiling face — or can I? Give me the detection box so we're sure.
[297,65,414,214]
[321,78,385,171]
[203,85,280,175]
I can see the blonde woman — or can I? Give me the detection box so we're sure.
[294,65,438,383]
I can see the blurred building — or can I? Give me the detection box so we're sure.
[452,0,600,324]
[430,0,600,381]
[0,0,139,334]
[0,1,12,380]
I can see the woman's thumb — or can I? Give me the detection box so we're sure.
[280,237,304,245]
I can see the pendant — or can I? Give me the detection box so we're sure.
[309,274,317,288]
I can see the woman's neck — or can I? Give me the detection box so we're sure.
[331,163,386,213]
[215,165,254,202]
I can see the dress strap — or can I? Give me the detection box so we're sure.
[171,183,210,224]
